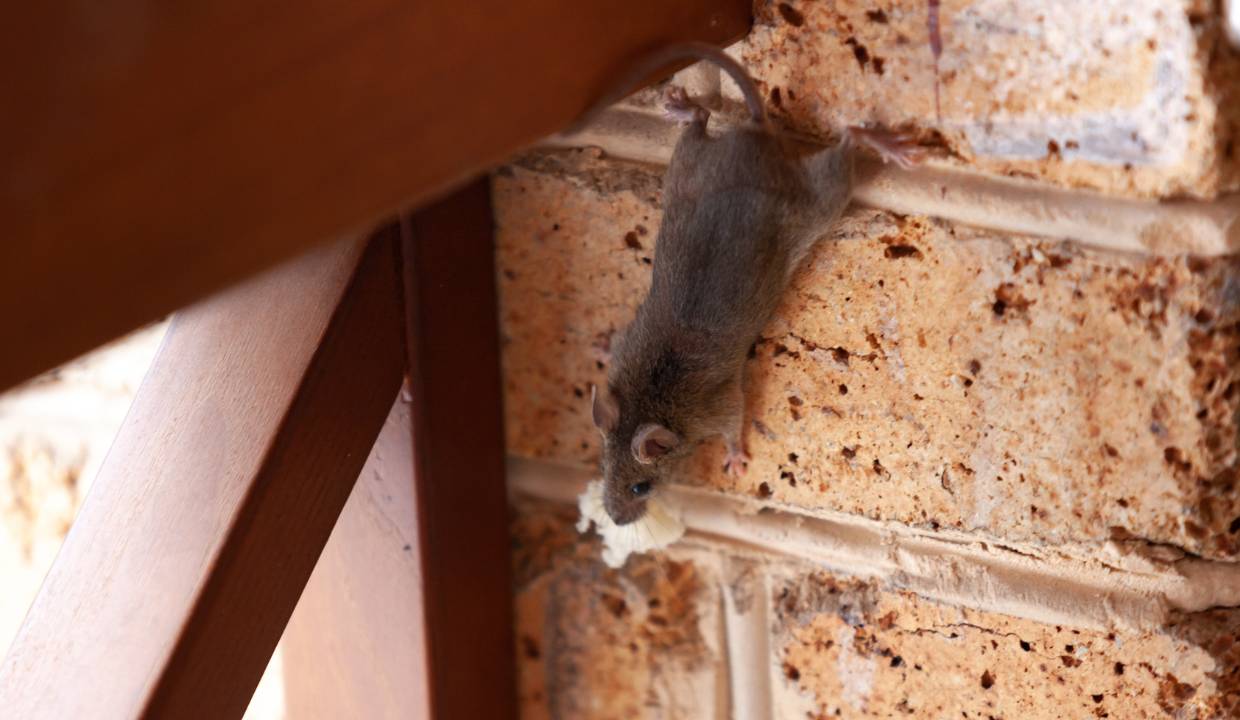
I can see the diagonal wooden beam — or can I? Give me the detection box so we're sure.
[0,0,751,392]
[280,180,514,718]
[0,233,405,719]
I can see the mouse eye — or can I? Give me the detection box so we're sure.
[630,481,652,497]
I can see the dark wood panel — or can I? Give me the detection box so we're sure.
[0,0,751,392]
[402,179,516,719]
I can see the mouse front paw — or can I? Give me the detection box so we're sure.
[848,126,926,170]
[723,447,751,478]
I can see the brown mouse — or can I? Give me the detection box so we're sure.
[584,43,921,525]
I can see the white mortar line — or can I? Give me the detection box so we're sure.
[720,561,773,720]
[539,107,1240,256]
[508,456,1240,633]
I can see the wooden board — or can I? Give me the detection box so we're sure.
[281,398,431,719]
[0,0,751,392]
[0,233,406,719]
[281,180,514,719]
[401,180,516,718]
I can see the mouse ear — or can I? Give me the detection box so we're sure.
[631,423,679,464]
[591,384,619,433]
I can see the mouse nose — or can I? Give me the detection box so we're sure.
[604,490,648,526]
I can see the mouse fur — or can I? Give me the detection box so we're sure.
[586,43,916,525]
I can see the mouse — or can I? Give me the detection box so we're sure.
[582,42,922,526]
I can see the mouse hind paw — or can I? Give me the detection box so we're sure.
[848,126,926,170]
[662,86,710,126]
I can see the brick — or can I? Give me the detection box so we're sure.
[734,0,1240,199]
[769,568,1240,718]
[508,494,1240,718]
[494,151,1240,558]
[511,500,722,719]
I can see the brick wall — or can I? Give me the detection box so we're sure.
[501,3,1240,716]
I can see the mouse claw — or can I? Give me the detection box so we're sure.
[847,126,926,170]
[723,447,751,478]
[662,85,710,125]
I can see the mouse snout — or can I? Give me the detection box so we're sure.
[604,480,652,525]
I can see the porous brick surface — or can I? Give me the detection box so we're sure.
[512,501,722,719]
[495,150,1240,559]
[736,0,1240,199]
[510,499,1240,719]
[771,570,1240,718]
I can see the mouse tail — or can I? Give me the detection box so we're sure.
[563,41,765,135]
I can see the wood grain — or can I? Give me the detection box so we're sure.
[402,180,516,719]
[281,398,431,719]
[0,233,405,719]
[0,0,751,392]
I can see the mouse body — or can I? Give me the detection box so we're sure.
[587,43,919,525]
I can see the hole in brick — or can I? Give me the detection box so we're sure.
[968,359,981,375]
[777,2,804,26]
[1092,694,1104,704]
[866,8,888,22]
[839,383,849,395]
[980,670,995,689]
[783,662,801,680]
[757,482,773,498]
[1061,655,1080,667]
[1114,662,1125,675]
[781,470,797,487]
[884,244,923,260]
[788,452,799,464]
[872,458,885,475]
[847,42,872,73]
[521,635,541,659]
[830,347,850,365]
[891,655,904,667]
[1195,308,1215,324]
[572,387,584,398]
[1064,644,1074,652]
[601,595,627,619]
[624,231,643,250]
[842,446,856,459]
[1118,498,1129,508]
[788,396,803,406]
[1019,640,1031,651]
[992,299,1007,316]
[770,87,782,108]
[1229,516,1240,533]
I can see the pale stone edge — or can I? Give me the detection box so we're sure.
[541,107,1240,257]
[508,456,1240,635]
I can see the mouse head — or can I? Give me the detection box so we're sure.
[591,385,680,525]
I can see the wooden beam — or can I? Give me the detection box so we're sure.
[401,180,516,718]
[282,398,431,719]
[0,234,406,719]
[0,0,751,392]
